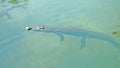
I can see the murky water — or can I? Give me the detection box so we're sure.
[0,0,120,68]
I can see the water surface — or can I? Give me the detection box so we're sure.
[0,0,120,68]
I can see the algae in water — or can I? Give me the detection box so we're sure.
[112,25,120,37]
[9,0,29,4]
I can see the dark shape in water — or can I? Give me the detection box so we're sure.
[26,25,120,51]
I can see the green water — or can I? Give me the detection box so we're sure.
[0,0,120,68]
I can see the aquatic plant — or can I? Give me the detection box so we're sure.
[9,0,29,4]
[112,25,120,37]
[0,3,27,18]
[9,0,19,4]
[112,31,120,37]
[116,25,120,28]
[24,0,29,2]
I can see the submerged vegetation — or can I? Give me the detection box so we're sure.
[24,0,29,2]
[9,0,29,4]
[116,25,120,28]
[0,0,29,18]
[112,25,120,37]
[9,0,19,4]
[112,31,120,37]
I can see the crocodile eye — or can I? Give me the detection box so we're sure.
[39,25,45,29]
